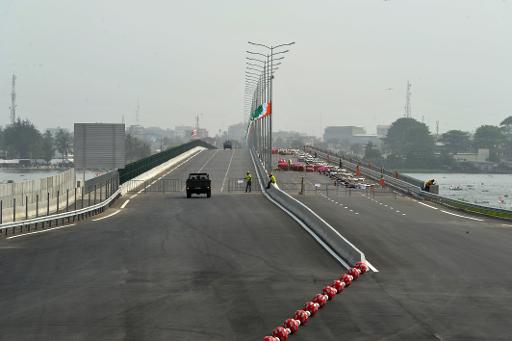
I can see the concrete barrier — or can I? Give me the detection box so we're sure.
[249,147,366,268]
[120,146,206,196]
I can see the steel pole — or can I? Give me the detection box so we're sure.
[268,47,274,173]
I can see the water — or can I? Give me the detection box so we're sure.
[0,169,102,183]
[405,173,512,210]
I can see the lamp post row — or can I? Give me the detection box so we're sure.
[244,41,295,173]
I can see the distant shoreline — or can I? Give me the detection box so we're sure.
[397,169,512,175]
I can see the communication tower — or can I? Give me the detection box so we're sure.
[135,100,140,126]
[9,75,17,124]
[404,81,412,118]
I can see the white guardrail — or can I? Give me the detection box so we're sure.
[308,147,512,220]
[0,189,121,237]
[249,146,368,268]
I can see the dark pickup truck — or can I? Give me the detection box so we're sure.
[186,173,211,198]
[223,140,232,150]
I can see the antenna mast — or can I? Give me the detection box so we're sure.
[135,100,140,126]
[404,81,412,118]
[9,75,17,124]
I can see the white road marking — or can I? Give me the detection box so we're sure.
[344,207,348,209]
[419,202,438,210]
[92,210,120,221]
[198,149,219,172]
[7,224,76,239]
[440,210,485,222]
[120,200,130,209]
[220,149,235,192]
[396,210,400,213]
[130,194,138,199]
[366,261,379,272]
[402,213,406,216]
[355,212,359,215]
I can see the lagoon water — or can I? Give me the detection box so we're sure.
[0,169,101,183]
[405,173,512,210]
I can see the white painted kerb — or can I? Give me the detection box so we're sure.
[120,146,206,196]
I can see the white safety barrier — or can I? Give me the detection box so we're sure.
[120,146,206,196]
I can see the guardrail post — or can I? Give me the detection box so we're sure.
[13,198,16,222]
[56,190,60,214]
[25,195,28,220]
[66,189,70,223]
[94,185,97,204]
[36,195,39,218]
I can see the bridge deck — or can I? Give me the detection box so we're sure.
[0,149,351,340]
[275,164,512,340]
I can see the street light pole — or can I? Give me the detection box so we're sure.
[247,41,295,173]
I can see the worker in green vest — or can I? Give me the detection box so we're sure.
[266,172,277,189]
[244,171,252,192]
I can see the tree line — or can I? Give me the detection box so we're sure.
[362,116,512,170]
[0,119,152,165]
[0,119,72,162]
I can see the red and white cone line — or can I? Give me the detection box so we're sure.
[262,262,369,341]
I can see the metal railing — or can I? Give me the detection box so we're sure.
[0,189,120,238]
[249,143,366,267]
[226,178,263,192]
[0,171,119,225]
[124,178,183,193]
[307,146,512,220]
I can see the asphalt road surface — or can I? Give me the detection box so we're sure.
[3,149,510,340]
[0,149,366,341]
[276,163,512,340]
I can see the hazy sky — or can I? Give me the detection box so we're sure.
[1,0,511,137]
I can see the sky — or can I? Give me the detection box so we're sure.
[1,0,511,137]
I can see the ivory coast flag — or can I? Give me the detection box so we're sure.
[262,101,272,117]
[250,101,272,121]
[251,105,263,120]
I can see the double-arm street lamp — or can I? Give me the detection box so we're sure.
[245,41,295,173]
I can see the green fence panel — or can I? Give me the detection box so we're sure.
[118,140,216,184]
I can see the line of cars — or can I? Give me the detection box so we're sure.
[278,151,374,189]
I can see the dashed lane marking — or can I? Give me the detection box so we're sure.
[92,210,120,222]
[120,200,130,209]
[197,149,219,172]
[418,202,438,210]
[440,210,485,222]
[220,149,235,192]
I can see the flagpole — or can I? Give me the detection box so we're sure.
[246,41,295,173]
